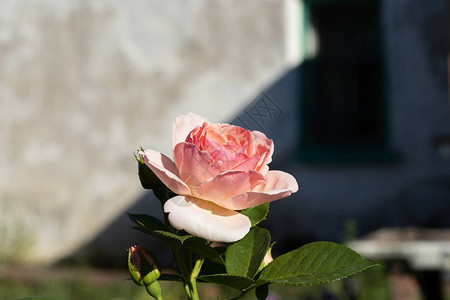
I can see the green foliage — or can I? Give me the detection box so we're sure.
[132,152,378,299]
[225,227,270,278]
[198,274,254,290]
[129,213,225,265]
[259,241,378,286]
[153,230,224,265]
[240,203,269,227]
[128,213,165,235]
[182,238,225,265]
[128,212,377,298]
[152,230,193,246]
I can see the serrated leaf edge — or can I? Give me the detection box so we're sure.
[263,263,379,286]
[153,230,194,243]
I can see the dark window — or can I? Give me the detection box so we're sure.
[299,0,393,162]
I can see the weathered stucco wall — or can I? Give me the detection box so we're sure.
[0,0,292,264]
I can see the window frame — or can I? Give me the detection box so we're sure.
[298,0,396,163]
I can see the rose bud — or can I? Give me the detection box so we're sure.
[258,247,274,273]
[128,245,161,286]
[128,245,162,300]
[263,248,273,266]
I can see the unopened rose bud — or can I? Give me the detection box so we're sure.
[258,247,274,273]
[128,245,161,286]
[263,248,273,266]
[128,245,163,300]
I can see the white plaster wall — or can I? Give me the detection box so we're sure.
[0,0,293,264]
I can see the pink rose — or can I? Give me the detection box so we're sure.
[140,113,298,242]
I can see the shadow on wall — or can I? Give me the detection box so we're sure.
[58,66,302,268]
[59,190,173,268]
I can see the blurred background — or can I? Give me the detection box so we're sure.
[1,0,449,299]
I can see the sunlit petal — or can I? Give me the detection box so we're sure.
[140,149,191,196]
[172,113,208,147]
[164,196,251,242]
[221,170,299,210]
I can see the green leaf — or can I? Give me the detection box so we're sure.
[199,256,227,276]
[152,230,224,265]
[152,230,193,248]
[225,227,271,278]
[198,274,254,290]
[183,238,225,265]
[128,213,165,235]
[240,203,269,227]
[259,241,378,286]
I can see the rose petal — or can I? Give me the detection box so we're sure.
[202,138,227,159]
[255,140,274,175]
[208,147,249,171]
[195,170,265,204]
[173,113,208,147]
[220,170,299,210]
[140,149,191,196]
[247,130,270,157]
[185,123,206,149]
[202,131,248,170]
[164,195,251,242]
[204,128,227,146]
[224,143,245,154]
[257,170,299,193]
[232,155,260,171]
[173,142,220,185]
[220,124,249,142]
